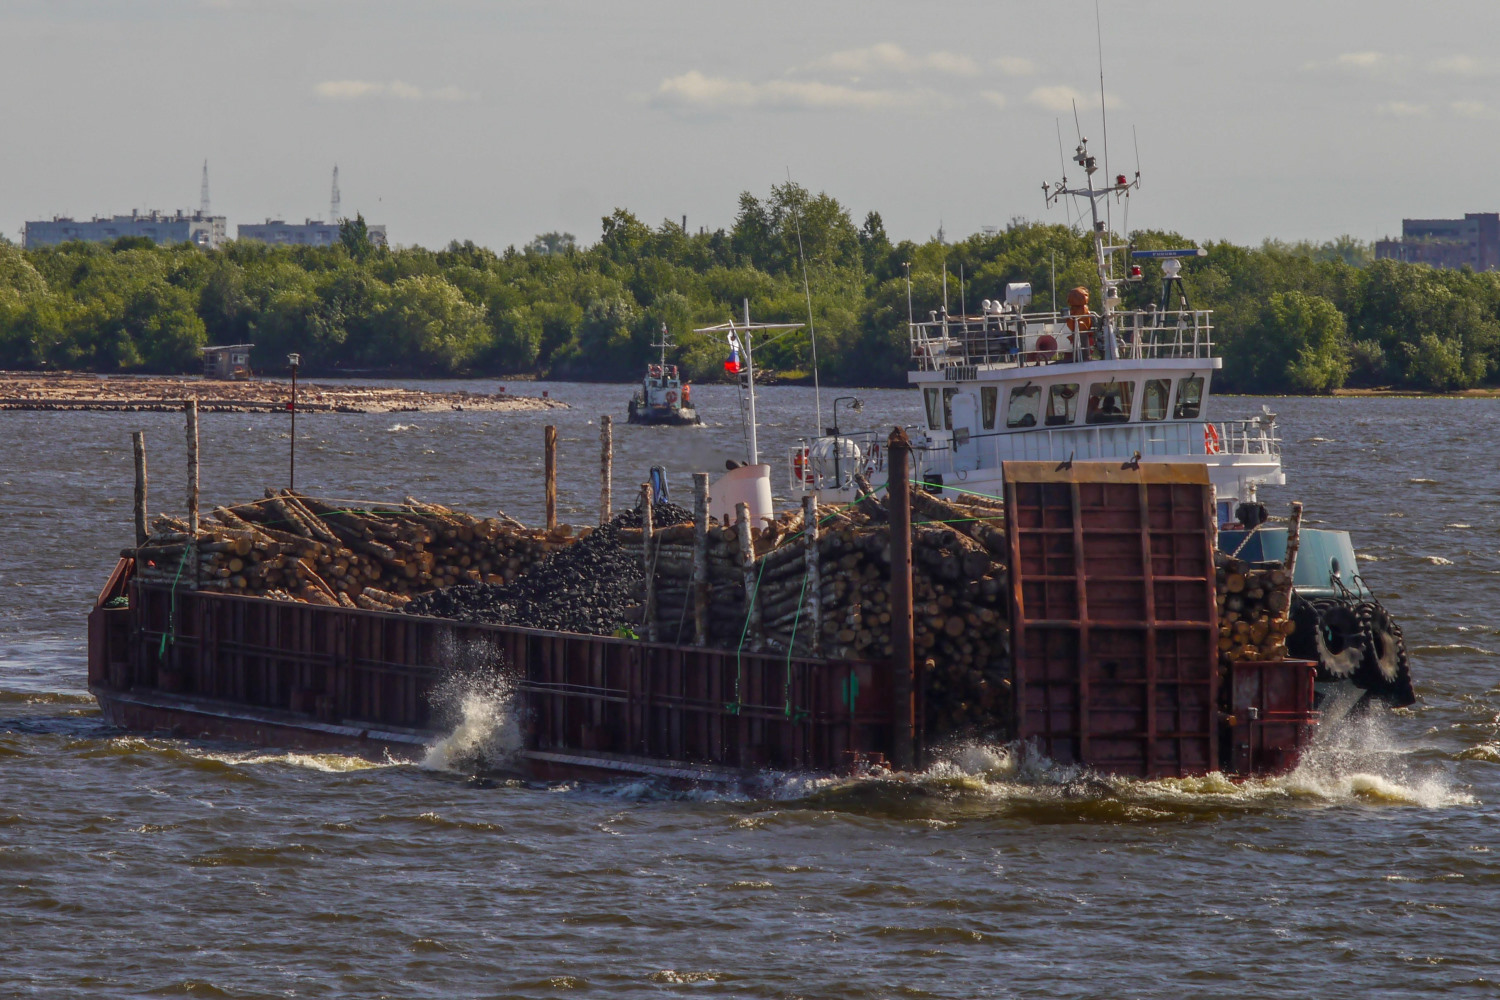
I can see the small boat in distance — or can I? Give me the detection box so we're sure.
[627,324,700,426]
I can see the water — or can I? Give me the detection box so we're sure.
[3,383,1499,998]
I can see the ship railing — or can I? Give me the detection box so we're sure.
[914,416,1280,478]
[1209,417,1281,457]
[909,307,1214,371]
[787,430,890,494]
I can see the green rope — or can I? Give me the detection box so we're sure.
[158,544,192,658]
[727,554,770,715]
[783,563,811,719]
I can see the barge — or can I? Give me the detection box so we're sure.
[88,452,1320,783]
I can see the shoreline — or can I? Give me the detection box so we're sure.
[0,371,567,414]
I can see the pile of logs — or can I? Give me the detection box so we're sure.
[1215,551,1296,670]
[129,490,576,611]
[639,486,1013,735]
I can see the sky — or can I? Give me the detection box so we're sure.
[2,0,1498,251]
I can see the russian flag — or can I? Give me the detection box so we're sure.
[724,331,743,374]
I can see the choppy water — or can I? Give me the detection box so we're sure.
[3,382,1499,998]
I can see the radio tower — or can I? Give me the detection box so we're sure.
[200,160,210,216]
[330,165,341,222]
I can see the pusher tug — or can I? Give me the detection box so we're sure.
[788,137,1412,710]
[627,323,700,426]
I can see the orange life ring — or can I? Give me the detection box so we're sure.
[1204,423,1221,454]
[665,390,678,404]
[792,447,815,486]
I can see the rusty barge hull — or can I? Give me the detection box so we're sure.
[87,460,1320,782]
[89,570,893,782]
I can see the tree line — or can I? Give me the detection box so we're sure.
[2,189,1499,393]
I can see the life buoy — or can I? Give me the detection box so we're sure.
[1033,333,1059,362]
[665,390,678,404]
[792,447,815,486]
[1204,423,1221,454]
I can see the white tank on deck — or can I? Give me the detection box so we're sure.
[710,463,773,526]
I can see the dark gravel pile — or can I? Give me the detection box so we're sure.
[405,499,693,635]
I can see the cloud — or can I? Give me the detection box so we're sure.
[1337,51,1389,70]
[653,70,943,112]
[1306,51,1409,74]
[979,91,1008,109]
[993,56,1036,77]
[1025,85,1120,113]
[812,43,979,77]
[1428,55,1494,77]
[314,80,476,102]
[1377,101,1429,117]
[1451,99,1497,120]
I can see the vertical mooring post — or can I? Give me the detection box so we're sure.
[692,473,710,647]
[888,426,916,770]
[185,400,200,586]
[599,415,613,526]
[1284,501,1305,582]
[803,492,822,655]
[131,431,148,548]
[641,483,655,641]
[544,424,558,530]
[736,501,763,652]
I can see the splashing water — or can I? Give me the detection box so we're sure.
[740,702,1475,819]
[420,668,521,774]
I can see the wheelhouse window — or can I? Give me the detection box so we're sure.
[942,387,959,429]
[924,388,942,429]
[1046,383,1079,426]
[1085,381,1134,424]
[980,386,998,430]
[1006,385,1041,428]
[1141,379,1171,421]
[1174,376,1204,419]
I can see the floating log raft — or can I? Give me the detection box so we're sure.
[129,490,578,609]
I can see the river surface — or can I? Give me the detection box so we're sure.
[2,381,1498,999]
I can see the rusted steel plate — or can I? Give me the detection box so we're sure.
[1004,461,1218,778]
[1229,659,1319,776]
[107,581,894,774]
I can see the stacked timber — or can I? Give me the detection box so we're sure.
[129,490,575,610]
[1215,551,1295,670]
[641,488,1012,734]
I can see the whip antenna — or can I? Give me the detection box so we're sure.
[786,168,823,437]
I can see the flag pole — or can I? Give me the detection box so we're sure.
[743,297,759,466]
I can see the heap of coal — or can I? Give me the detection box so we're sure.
[406,499,694,635]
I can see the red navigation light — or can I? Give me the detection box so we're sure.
[1129,265,1143,278]
[1116,174,1128,186]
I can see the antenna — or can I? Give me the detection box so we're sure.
[330,165,341,222]
[1096,0,1111,233]
[784,168,823,438]
[200,160,210,216]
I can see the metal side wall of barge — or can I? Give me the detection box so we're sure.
[87,561,896,779]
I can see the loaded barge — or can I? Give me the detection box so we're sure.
[89,438,1325,783]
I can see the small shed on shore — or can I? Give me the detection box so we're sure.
[202,344,254,380]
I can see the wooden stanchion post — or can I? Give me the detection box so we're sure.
[692,473,710,647]
[599,415,613,525]
[185,400,200,587]
[803,492,821,655]
[888,426,915,770]
[544,424,558,530]
[132,431,148,549]
[641,484,655,641]
[736,501,763,652]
